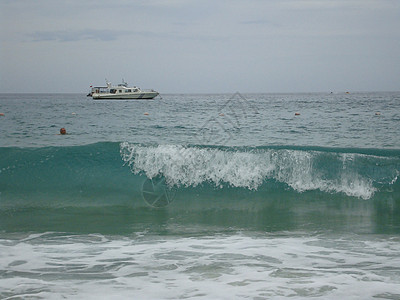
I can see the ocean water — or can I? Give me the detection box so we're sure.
[1,92,400,299]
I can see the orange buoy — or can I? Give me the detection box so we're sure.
[295,112,300,116]
[0,113,4,116]
[144,112,149,115]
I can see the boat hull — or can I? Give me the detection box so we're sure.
[92,92,158,100]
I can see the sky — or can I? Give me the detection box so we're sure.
[1,0,399,93]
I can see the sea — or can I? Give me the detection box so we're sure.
[1,92,400,299]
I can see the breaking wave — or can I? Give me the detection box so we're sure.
[120,142,400,200]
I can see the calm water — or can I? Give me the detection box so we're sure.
[1,92,399,149]
[1,92,400,299]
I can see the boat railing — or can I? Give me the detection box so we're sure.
[91,87,109,94]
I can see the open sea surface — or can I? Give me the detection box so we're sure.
[1,92,400,299]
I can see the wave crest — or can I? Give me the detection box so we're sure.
[120,143,400,199]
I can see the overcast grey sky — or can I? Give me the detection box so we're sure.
[1,0,399,93]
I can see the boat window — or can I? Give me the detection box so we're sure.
[126,89,131,92]
[110,89,116,94]
[119,90,122,93]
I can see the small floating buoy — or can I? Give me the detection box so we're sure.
[71,112,76,115]
[219,113,225,116]
[0,113,4,116]
[60,128,67,135]
[295,112,300,116]
[144,112,149,115]
[375,112,381,116]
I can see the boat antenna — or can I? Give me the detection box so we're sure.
[105,78,111,88]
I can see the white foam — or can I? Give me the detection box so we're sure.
[120,143,274,190]
[1,232,400,299]
[120,143,393,199]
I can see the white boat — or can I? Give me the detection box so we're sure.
[88,80,159,100]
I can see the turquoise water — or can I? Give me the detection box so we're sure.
[1,93,400,299]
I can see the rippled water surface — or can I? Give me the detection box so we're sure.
[1,92,399,148]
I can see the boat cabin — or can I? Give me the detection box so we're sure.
[109,87,140,94]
